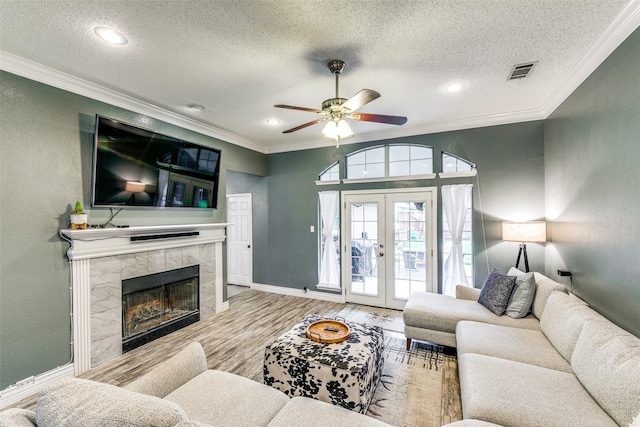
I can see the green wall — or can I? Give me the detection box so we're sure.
[545,28,640,337]
[0,71,266,389]
[262,121,546,290]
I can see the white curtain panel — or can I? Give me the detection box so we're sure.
[442,184,472,296]
[318,191,340,288]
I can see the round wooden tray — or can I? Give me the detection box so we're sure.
[306,319,350,344]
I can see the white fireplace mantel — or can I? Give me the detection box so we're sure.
[60,223,229,375]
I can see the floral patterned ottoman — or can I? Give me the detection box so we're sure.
[263,314,384,414]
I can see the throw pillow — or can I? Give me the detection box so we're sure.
[36,377,187,427]
[0,408,37,427]
[505,272,536,318]
[478,269,517,316]
[507,267,525,276]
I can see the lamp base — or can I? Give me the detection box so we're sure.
[515,243,530,273]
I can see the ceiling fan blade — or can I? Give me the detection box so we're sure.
[350,112,407,125]
[340,89,381,112]
[274,104,324,114]
[282,118,328,133]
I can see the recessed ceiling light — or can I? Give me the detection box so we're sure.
[187,103,205,112]
[94,26,128,45]
[444,82,465,93]
[265,119,281,125]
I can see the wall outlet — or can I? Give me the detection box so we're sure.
[15,376,35,387]
[310,226,315,232]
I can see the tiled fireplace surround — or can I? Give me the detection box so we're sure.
[60,223,228,375]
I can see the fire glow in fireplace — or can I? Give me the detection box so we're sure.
[122,265,200,352]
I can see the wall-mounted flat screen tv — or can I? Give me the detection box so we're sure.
[92,115,221,209]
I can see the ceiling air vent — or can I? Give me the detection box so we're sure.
[508,62,537,80]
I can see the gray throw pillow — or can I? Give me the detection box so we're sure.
[36,377,187,427]
[478,269,517,316]
[505,272,536,318]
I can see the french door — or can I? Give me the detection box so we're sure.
[342,188,437,310]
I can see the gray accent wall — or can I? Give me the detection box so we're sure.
[2,25,638,391]
[545,28,640,337]
[0,71,266,389]
[262,122,546,291]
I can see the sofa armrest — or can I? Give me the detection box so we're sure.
[125,341,207,398]
[456,285,481,301]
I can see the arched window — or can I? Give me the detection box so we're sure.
[346,146,385,179]
[389,145,433,176]
[442,152,474,173]
[318,162,340,182]
[344,144,434,181]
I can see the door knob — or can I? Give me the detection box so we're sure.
[247,245,251,248]
[379,252,384,257]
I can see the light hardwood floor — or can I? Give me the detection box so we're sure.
[11,289,463,423]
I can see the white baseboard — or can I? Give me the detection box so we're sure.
[251,283,344,303]
[0,364,74,409]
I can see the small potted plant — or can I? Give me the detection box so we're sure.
[70,201,88,230]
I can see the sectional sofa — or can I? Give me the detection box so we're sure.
[404,269,640,427]
[0,341,394,427]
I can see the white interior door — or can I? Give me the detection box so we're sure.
[343,188,436,309]
[227,193,252,286]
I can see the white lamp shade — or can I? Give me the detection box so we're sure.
[125,181,145,193]
[502,221,546,243]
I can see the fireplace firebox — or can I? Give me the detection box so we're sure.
[122,265,200,352]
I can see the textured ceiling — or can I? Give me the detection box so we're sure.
[1,0,638,153]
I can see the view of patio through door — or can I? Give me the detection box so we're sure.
[343,189,436,310]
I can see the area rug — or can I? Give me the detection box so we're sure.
[336,304,405,333]
[366,332,461,427]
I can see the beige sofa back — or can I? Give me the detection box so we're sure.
[126,342,208,398]
[539,292,601,362]
[531,273,565,318]
[571,319,640,426]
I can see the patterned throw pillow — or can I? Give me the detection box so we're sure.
[478,269,517,316]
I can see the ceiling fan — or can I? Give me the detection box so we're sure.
[275,60,407,144]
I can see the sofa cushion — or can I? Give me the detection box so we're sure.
[0,408,37,426]
[531,273,565,318]
[164,369,289,427]
[456,321,571,372]
[36,377,187,427]
[505,272,536,318]
[125,341,208,398]
[571,320,640,426]
[477,270,517,316]
[403,292,540,336]
[456,285,481,301]
[539,292,601,362]
[266,396,391,427]
[458,353,617,427]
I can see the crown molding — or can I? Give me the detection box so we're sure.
[540,0,640,116]
[0,51,267,154]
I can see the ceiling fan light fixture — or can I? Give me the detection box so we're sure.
[322,119,353,140]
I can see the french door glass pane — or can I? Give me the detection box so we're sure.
[393,201,427,299]
[349,202,378,296]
